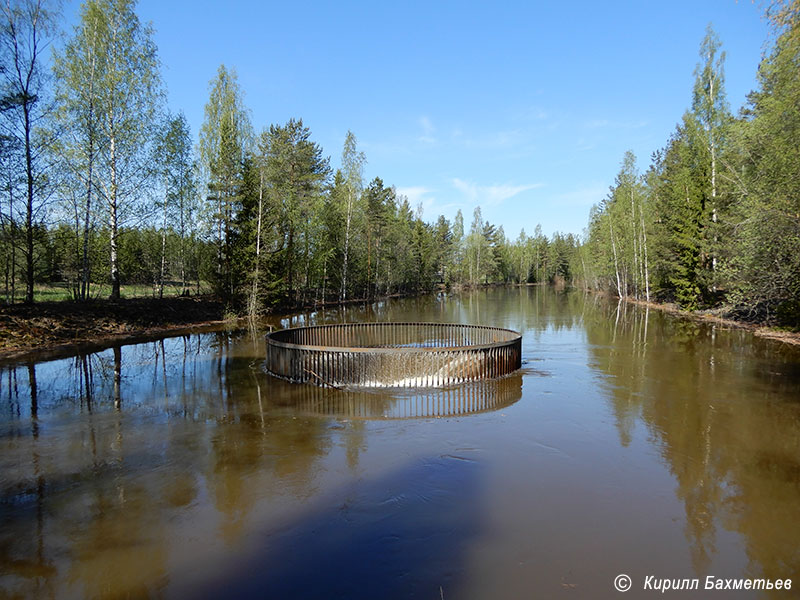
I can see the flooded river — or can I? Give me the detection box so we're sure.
[2,287,799,599]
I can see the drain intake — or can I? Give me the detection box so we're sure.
[265,322,522,388]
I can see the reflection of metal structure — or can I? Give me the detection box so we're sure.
[265,322,522,388]
[272,374,524,419]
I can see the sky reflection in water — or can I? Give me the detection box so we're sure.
[1,287,800,599]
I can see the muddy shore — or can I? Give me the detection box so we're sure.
[601,293,800,346]
[2,289,799,364]
[0,296,230,362]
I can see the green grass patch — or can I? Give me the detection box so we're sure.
[10,281,214,303]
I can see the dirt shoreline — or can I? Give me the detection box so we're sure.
[0,291,431,363]
[0,296,232,363]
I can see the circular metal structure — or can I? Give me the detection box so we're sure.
[280,375,524,419]
[265,322,522,388]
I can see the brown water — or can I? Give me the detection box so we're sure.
[1,287,799,599]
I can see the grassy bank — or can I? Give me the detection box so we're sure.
[1,281,214,304]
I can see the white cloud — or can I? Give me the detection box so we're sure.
[417,116,436,144]
[452,178,543,206]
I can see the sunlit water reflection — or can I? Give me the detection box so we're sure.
[1,287,799,599]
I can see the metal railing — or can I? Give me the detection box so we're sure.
[265,322,522,388]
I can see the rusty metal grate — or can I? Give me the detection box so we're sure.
[265,322,522,388]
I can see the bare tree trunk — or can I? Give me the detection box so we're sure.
[81,143,93,300]
[374,238,381,298]
[224,177,233,298]
[248,170,263,319]
[23,103,34,304]
[321,258,326,305]
[303,234,310,306]
[158,187,167,299]
[8,185,16,303]
[195,233,200,295]
[366,222,372,299]
[179,188,186,295]
[641,207,650,303]
[709,75,718,287]
[630,188,638,299]
[4,244,9,303]
[609,219,622,298]
[216,188,223,281]
[287,227,294,303]
[109,132,120,300]
[81,25,99,302]
[341,189,352,302]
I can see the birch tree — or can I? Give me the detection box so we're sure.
[155,112,194,297]
[0,0,59,303]
[63,0,162,300]
[52,0,105,300]
[729,0,800,322]
[692,24,730,285]
[339,130,365,301]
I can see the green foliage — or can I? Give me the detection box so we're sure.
[724,1,800,319]
[581,8,800,325]
[587,151,652,300]
[16,0,800,328]
[257,118,330,307]
[0,0,589,309]
[198,64,251,299]
[650,116,709,308]
[51,0,163,301]
[1,0,60,303]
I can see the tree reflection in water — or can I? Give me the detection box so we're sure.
[584,294,800,582]
[1,287,799,597]
[0,326,516,598]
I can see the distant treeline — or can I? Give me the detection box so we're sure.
[576,4,800,327]
[0,0,579,310]
[4,0,797,326]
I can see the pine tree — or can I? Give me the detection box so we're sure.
[650,117,708,308]
[261,118,329,306]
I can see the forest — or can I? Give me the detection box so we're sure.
[1,0,798,329]
[0,0,577,314]
[578,3,800,328]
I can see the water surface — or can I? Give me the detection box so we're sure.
[2,288,799,598]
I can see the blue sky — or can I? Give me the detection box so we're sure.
[63,0,771,239]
